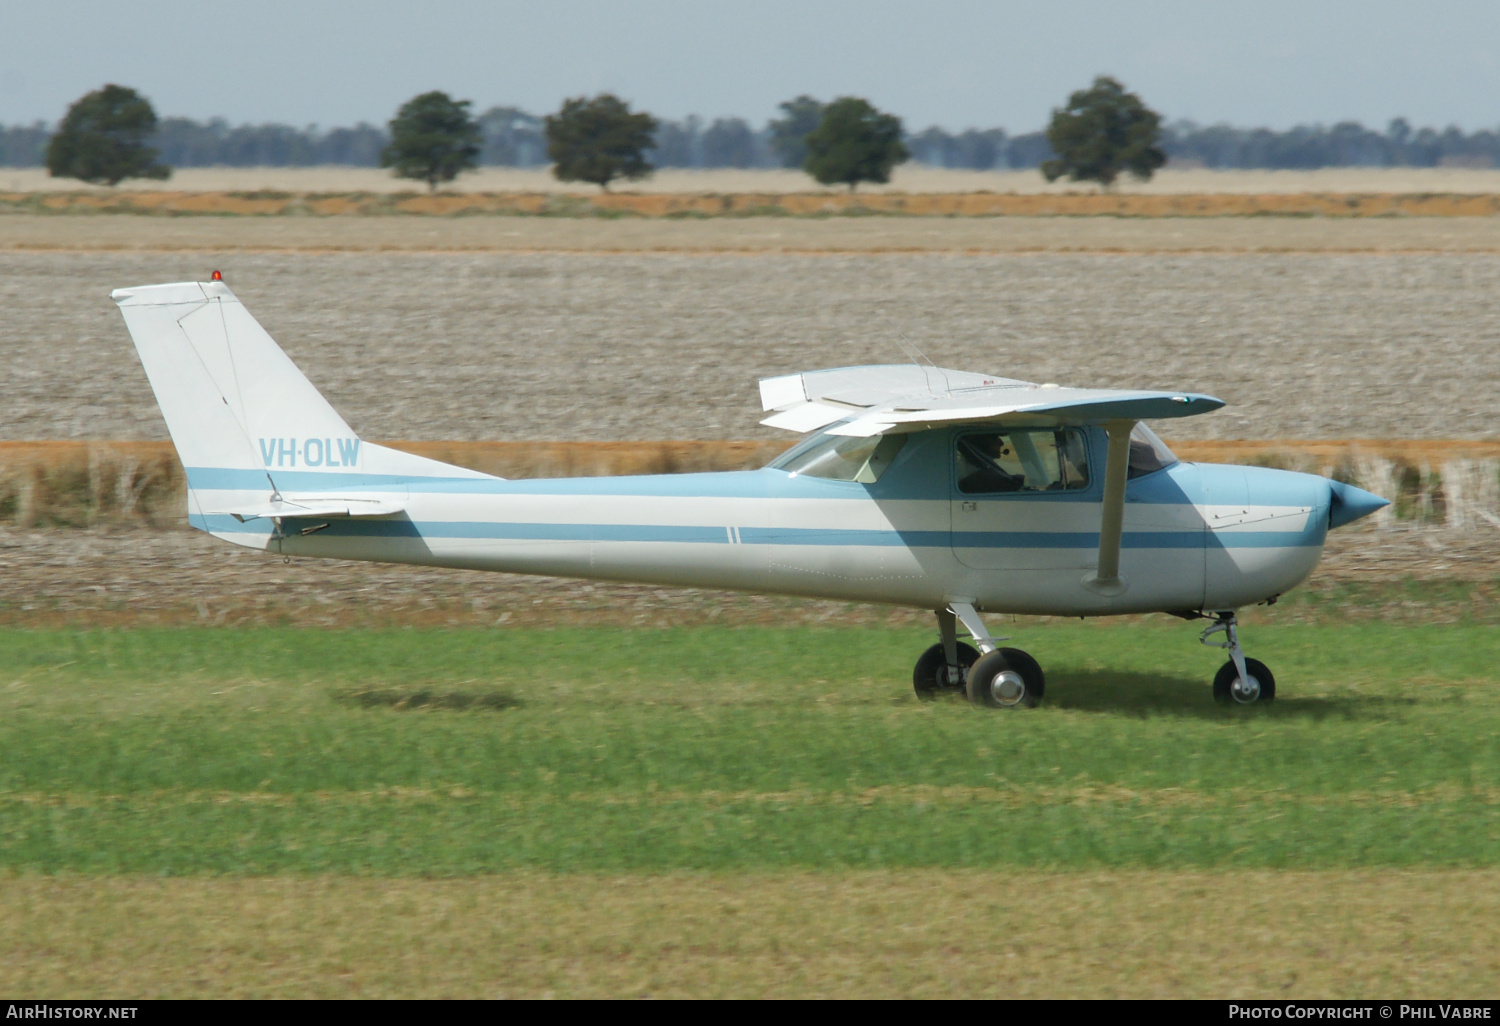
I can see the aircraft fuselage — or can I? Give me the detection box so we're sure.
[193,426,1341,618]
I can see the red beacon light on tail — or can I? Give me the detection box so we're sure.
[210,270,223,281]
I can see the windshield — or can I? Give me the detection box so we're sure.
[1127,423,1179,478]
[769,432,908,483]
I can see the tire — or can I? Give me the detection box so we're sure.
[913,642,980,700]
[966,648,1045,709]
[1213,658,1275,704]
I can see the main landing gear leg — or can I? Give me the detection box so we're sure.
[1201,611,1276,704]
[912,607,978,700]
[950,602,1045,710]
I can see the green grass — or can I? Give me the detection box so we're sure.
[1,622,1496,873]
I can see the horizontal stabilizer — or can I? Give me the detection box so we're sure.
[211,496,407,522]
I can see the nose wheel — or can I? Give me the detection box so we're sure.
[1213,657,1275,704]
[1202,612,1276,704]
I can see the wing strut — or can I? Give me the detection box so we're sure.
[1084,419,1133,596]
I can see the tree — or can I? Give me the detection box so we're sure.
[650,116,701,167]
[768,95,823,169]
[702,117,757,168]
[381,91,480,192]
[45,85,170,186]
[545,94,657,190]
[1041,76,1165,188]
[476,106,546,166]
[802,97,909,192]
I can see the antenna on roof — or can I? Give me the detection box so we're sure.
[878,310,950,396]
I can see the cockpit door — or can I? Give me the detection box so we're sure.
[950,427,1098,571]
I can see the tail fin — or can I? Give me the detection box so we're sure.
[113,279,362,473]
[113,278,491,533]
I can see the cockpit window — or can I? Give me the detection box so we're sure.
[769,432,908,483]
[956,428,1091,494]
[1127,423,1179,479]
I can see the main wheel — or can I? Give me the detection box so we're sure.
[966,648,1045,709]
[1213,658,1275,704]
[913,642,980,700]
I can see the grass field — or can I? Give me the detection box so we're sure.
[5,872,1497,998]
[2,620,1497,995]
[3,622,1496,874]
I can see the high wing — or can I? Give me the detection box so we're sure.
[760,364,1225,598]
[759,364,1224,437]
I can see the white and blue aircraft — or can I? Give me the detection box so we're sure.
[113,276,1388,708]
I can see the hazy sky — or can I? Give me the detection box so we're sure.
[3,1,1497,132]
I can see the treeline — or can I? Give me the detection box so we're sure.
[907,120,1500,170]
[1161,119,1500,170]
[3,112,1498,170]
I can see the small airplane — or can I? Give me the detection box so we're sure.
[113,275,1388,708]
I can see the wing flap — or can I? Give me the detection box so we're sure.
[759,403,851,432]
[758,374,808,411]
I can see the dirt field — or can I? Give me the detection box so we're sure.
[8,165,1500,195]
[1,516,1494,630]
[10,191,1500,219]
[3,247,1497,442]
[4,439,1493,622]
[7,213,1500,254]
[3,218,1495,614]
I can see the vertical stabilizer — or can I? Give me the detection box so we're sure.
[114,278,495,544]
[112,280,358,473]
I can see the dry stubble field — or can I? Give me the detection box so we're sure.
[2,212,1499,998]
[4,226,1499,442]
[9,164,1500,195]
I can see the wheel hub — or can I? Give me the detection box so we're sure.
[1230,674,1262,703]
[989,669,1027,707]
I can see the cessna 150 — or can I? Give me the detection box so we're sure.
[113,276,1388,708]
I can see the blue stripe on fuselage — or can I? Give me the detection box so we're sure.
[189,515,1320,550]
[185,462,1329,510]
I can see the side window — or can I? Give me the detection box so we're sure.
[956,429,1090,494]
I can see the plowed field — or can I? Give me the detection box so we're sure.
[4,249,1498,442]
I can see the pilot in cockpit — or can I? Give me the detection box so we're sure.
[957,433,1025,493]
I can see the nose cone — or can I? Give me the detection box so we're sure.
[1328,480,1390,529]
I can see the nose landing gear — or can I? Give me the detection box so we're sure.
[1201,612,1276,704]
